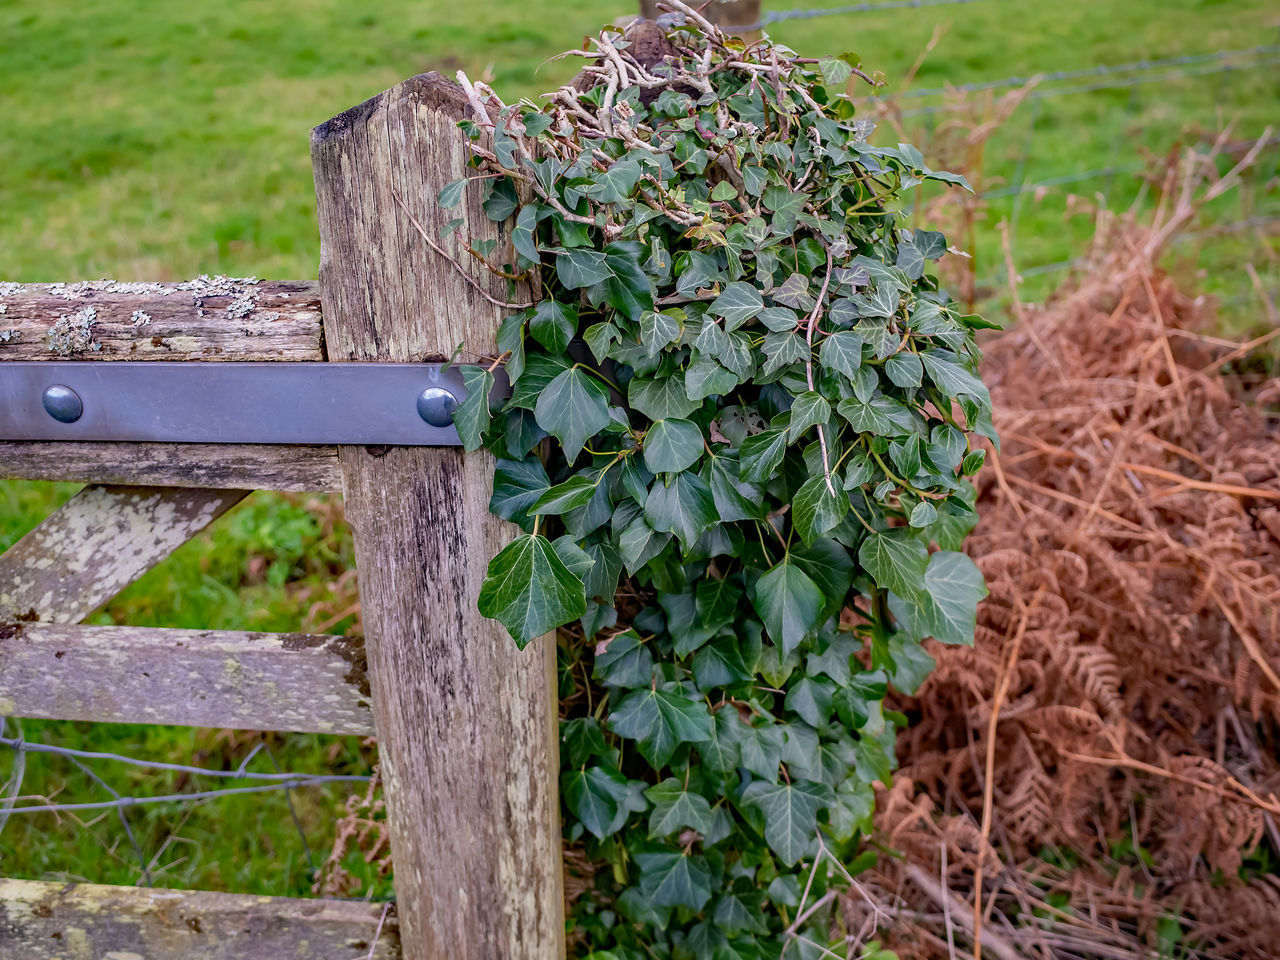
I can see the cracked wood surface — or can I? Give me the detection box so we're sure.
[0,280,323,361]
[0,878,400,960]
[0,484,247,623]
[0,442,343,491]
[313,72,564,960]
[0,622,373,734]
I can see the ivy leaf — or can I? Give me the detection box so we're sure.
[645,778,714,838]
[740,780,834,866]
[786,675,835,727]
[582,538,623,602]
[594,630,656,688]
[555,248,613,288]
[885,633,937,694]
[818,56,853,86]
[685,355,740,401]
[884,352,923,389]
[562,765,634,839]
[635,851,714,912]
[752,560,824,654]
[710,180,739,202]
[792,474,848,546]
[709,457,766,522]
[609,682,714,767]
[738,428,788,483]
[832,668,888,730]
[760,332,809,377]
[695,576,742,631]
[477,533,587,647]
[561,716,610,768]
[692,636,754,689]
[893,550,987,645]
[921,348,990,404]
[836,397,897,435]
[640,309,682,356]
[857,529,928,603]
[618,512,670,574]
[644,419,705,474]
[530,473,600,515]
[508,353,571,410]
[895,240,926,281]
[808,634,857,686]
[592,243,656,321]
[535,366,610,459]
[489,457,550,531]
[512,203,540,263]
[790,539,854,622]
[709,281,764,331]
[915,229,947,259]
[437,177,468,209]
[583,321,620,364]
[858,284,900,319]
[454,367,494,452]
[529,300,577,355]
[629,374,700,421]
[584,153,645,203]
[738,722,786,780]
[762,185,806,236]
[908,500,938,528]
[819,331,864,378]
[772,273,814,310]
[699,709,742,772]
[787,392,831,441]
[645,471,717,551]
[713,891,769,936]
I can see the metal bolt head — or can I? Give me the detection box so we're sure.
[42,384,83,424]
[416,386,459,428]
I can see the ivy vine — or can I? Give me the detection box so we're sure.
[441,4,994,956]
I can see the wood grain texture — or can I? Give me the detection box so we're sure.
[312,73,564,960]
[0,622,373,734]
[0,484,247,623]
[0,878,399,960]
[0,442,342,491]
[0,279,323,361]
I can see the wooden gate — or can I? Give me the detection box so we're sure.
[0,74,564,960]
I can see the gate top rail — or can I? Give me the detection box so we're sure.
[0,278,323,362]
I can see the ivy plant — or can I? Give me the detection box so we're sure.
[442,4,993,955]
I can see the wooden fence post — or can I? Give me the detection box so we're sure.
[311,74,564,959]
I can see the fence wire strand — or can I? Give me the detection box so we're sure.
[885,43,1280,101]
[0,734,372,821]
[752,0,985,29]
[897,53,1280,117]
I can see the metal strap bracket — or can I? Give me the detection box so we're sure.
[0,362,510,446]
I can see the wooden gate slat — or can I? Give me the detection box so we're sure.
[0,484,248,623]
[0,442,343,492]
[0,623,373,734]
[0,878,399,959]
[0,280,323,362]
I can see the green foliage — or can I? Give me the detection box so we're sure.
[445,9,991,956]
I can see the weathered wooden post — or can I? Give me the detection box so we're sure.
[311,75,564,959]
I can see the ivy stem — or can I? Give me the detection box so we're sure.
[804,250,838,498]
[871,449,949,501]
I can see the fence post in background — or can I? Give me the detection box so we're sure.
[639,0,762,36]
[311,74,564,959]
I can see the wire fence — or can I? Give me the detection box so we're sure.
[0,717,376,893]
[751,0,985,29]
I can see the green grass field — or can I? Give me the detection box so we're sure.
[1,0,1277,899]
